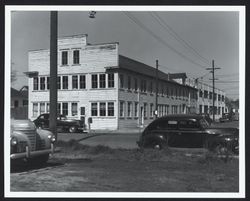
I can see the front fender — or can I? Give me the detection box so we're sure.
[36,129,54,148]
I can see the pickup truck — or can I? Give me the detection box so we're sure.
[137,114,239,154]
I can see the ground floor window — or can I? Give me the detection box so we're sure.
[33,103,38,117]
[72,102,78,116]
[134,102,138,117]
[91,102,98,116]
[127,102,132,118]
[100,102,106,116]
[40,103,45,114]
[143,103,147,119]
[150,103,154,117]
[108,102,114,116]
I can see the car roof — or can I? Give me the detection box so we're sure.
[156,114,203,121]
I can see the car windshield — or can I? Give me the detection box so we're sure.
[200,118,209,128]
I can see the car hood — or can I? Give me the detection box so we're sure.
[11,119,36,131]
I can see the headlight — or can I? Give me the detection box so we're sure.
[224,137,232,141]
[11,137,18,146]
[48,134,56,143]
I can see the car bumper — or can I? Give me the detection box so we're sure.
[11,144,54,160]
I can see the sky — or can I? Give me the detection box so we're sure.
[10,8,240,100]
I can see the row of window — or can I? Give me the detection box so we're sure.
[199,90,225,101]
[119,101,183,119]
[199,105,225,115]
[32,102,79,117]
[33,73,115,91]
[119,74,197,100]
[91,102,115,117]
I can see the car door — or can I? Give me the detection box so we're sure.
[178,119,204,148]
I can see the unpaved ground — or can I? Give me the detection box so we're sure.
[11,145,239,192]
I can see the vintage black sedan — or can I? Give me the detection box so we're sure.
[137,114,238,154]
[33,113,85,133]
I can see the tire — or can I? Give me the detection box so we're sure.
[151,141,164,150]
[214,144,231,155]
[69,126,77,133]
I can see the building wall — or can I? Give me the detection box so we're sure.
[28,35,198,130]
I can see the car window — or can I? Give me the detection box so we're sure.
[200,118,209,128]
[179,120,199,130]
[148,119,178,130]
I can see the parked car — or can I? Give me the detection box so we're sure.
[137,114,238,154]
[33,113,85,133]
[219,113,232,123]
[11,119,55,164]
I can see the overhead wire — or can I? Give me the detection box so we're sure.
[150,12,211,66]
[123,11,208,70]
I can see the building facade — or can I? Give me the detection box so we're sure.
[27,35,197,130]
[11,87,28,119]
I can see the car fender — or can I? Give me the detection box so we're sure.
[36,129,54,148]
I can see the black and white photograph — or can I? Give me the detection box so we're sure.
[5,5,245,198]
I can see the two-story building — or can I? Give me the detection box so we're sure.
[26,34,198,130]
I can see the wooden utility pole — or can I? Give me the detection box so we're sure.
[49,11,58,141]
[206,60,220,122]
[155,60,159,119]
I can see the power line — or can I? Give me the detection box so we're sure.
[123,12,208,70]
[150,12,211,66]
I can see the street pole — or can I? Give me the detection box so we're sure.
[155,60,159,119]
[206,60,220,122]
[49,11,58,141]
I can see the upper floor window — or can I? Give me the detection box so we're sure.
[72,75,78,89]
[119,74,124,88]
[40,77,45,90]
[73,50,80,65]
[61,51,68,65]
[108,73,114,88]
[92,74,98,88]
[33,77,39,90]
[80,75,86,89]
[62,76,68,89]
[99,74,106,88]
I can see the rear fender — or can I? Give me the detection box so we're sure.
[143,134,167,147]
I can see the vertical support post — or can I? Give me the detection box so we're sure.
[212,60,215,122]
[155,60,159,119]
[49,11,58,141]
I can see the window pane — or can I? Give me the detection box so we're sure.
[46,103,50,113]
[80,75,86,89]
[72,75,78,89]
[62,103,68,116]
[92,74,98,88]
[127,102,132,117]
[57,103,61,115]
[73,50,80,64]
[91,103,97,116]
[62,51,68,65]
[100,102,106,116]
[108,102,114,116]
[33,77,38,90]
[99,74,106,88]
[40,102,45,114]
[33,103,38,117]
[72,102,78,116]
[108,73,114,88]
[134,102,138,117]
[119,74,124,88]
[62,76,68,89]
[120,102,124,117]
[40,77,45,90]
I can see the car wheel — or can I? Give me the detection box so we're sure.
[69,126,77,133]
